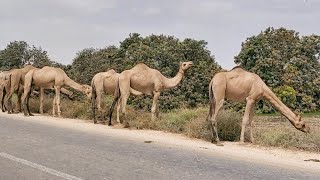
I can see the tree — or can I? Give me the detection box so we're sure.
[0,41,56,70]
[0,41,29,70]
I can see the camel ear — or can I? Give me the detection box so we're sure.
[179,61,182,65]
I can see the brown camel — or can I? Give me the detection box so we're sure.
[108,61,193,126]
[91,69,142,124]
[208,66,310,146]
[22,66,92,117]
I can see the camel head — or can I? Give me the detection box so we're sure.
[82,85,92,99]
[179,61,193,72]
[293,115,310,133]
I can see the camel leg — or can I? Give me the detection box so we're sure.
[6,89,15,114]
[249,106,255,143]
[120,93,130,127]
[116,98,121,124]
[15,85,23,113]
[55,86,61,117]
[209,98,224,146]
[0,89,3,112]
[96,91,102,113]
[52,95,56,116]
[39,88,44,114]
[240,99,255,143]
[151,91,160,120]
[26,86,34,116]
[21,84,32,116]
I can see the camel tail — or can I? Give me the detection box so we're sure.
[107,77,121,126]
[91,80,97,124]
[208,80,215,120]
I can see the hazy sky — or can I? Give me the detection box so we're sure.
[0,0,318,69]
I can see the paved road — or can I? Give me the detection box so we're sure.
[0,115,319,180]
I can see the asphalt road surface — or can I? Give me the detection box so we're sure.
[0,115,319,180]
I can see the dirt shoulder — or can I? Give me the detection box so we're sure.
[1,113,319,173]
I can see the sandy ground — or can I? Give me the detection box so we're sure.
[1,113,319,173]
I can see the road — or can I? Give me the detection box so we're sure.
[0,114,319,180]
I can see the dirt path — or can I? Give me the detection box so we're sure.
[1,113,319,173]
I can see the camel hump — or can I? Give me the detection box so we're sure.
[230,65,244,71]
[134,63,149,69]
[108,69,117,73]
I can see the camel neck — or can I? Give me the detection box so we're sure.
[262,85,299,127]
[163,68,184,89]
[64,76,84,93]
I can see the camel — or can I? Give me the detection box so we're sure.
[22,66,92,117]
[108,61,193,126]
[6,65,35,113]
[208,66,310,146]
[5,65,74,114]
[91,69,143,124]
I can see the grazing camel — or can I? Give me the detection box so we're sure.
[208,66,310,146]
[22,66,92,117]
[108,61,193,126]
[91,69,142,124]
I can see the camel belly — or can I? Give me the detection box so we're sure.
[225,89,248,102]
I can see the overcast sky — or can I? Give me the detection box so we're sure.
[0,0,318,69]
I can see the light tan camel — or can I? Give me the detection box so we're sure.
[91,69,142,124]
[5,65,74,114]
[208,66,310,146]
[108,62,193,126]
[6,65,36,113]
[22,66,92,117]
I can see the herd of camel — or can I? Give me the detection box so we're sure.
[0,61,310,146]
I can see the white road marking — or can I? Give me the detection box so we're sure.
[0,152,83,180]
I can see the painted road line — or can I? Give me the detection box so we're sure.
[0,152,83,180]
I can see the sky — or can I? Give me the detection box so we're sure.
[0,0,319,69]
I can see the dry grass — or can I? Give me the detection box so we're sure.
[28,97,320,152]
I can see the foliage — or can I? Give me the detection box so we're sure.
[69,33,221,110]
[0,41,58,70]
[273,85,297,109]
[235,27,320,113]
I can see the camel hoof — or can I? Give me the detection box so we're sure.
[238,141,246,145]
[29,113,34,116]
[216,142,224,146]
